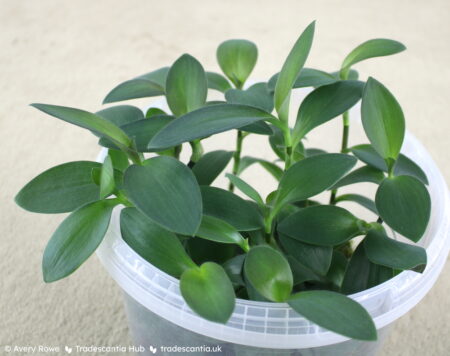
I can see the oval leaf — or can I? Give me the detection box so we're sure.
[293,80,364,140]
[274,21,315,121]
[148,104,273,150]
[274,153,357,209]
[332,165,385,189]
[43,200,116,282]
[99,155,115,199]
[196,215,248,251]
[278,205,361,246]
[288,290,377,341]
[201,186,263,231]
[206,71,232,93]
[166,54,207,117]
[244,245,293,302]
[341,39,406,77]
[123,156,202,235]
[96,105,144,127]
[225,82,274,113]
[180,262,235,323]
[268,67,337,92]
[364,229,427,272]
[335,194,378,215]
[15,161,102,213]
[120,207,196,278]
[217,39,258,88]
[361,78,405,161]
[375,175,430,242]
[192,150,233,185]
[225,173,264,206]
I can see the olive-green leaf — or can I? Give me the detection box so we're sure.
[200,186,263,231]
[331,165,385,189]
[361,78,405,162]
[268,68,337,92]
[42,200,117,282]
[180,262,235,323]
[217,39,258,88]
[375,175,430,242]
[331,69,359,81]
[123,156,202,235]
[223,254,246,286]
[192,150,233,185]
[196,215,249,251]
[364,229,427,272]
[120,207,196,278]
[146,107,167,118]
[350,144,428,185]
[293,80,364,141]
[274,153,357,210]
[335,194,378,215]
[244,245,293,302]
[147,104,273,150]
[99,116,174,152]
[108,149,129,172]
[99,155,115,199]
[96,105,144,127]
[225,173,264,206]
[341,241,393,294]
[237,156,283,181]
[225,82,274,113]
[278,205,361,246]
[206,72,232,93]
[31,104,132,148]
[341,39,406,78]
[274,21,315,122]
[288,290,377,341]
[279,233,332,276]
[15,161,102,213]
[166,54,207,117]
[103,67,168,104]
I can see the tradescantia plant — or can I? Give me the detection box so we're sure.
[16,21,431,341]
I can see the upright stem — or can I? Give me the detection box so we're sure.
[188,140,203,168]
[340,111,350,153]
[229,130,244,191]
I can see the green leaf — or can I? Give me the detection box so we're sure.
[278,205,361,246]
[287,256,322,285]
[96,105,144,127]
[108,149,129,172]
[293,80,364,140]
[375,176,430,242]
[335,194,378,215]
[103,67,168,104]
[120,207,196,278]
[364,229,427,272]
[225,174,264,206]
[99,155,115,199]
[332,165,385,189]
[196,215,249,251]
[244,246,293,302]
[42,200,117,282]
[342,242,393,294]
[146,107,167,118]
[206,72,232,93]
[200,186,263,231]
[274,21,315,121]
[274,153,357,210]
[148,104,273,150]
[187,238,236,265]
[240,121,273,135]
[268,68,337,92]
[326,251,348,289]
[331,69,359,80]
[166,54,207,117]
[217,39,258,88]
[192,150,233,185]
[350,144,428,184]
[123,156,202,235]
[279,233,332,275]
[31,104,132,148]
[341,39,406,78]
[361,78,405,162]
[225,82,274,113]
[223,254,246,286]
[180,262,235,323]
[288,290,377,341]
[237,156,283,181]
[15,161,102,213]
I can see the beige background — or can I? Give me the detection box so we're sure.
[1,1,449,355]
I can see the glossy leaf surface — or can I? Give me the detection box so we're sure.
[192,150,233,185]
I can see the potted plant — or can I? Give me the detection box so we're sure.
[16,21,443,355]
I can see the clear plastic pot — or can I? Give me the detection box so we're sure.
[96,130,449,355]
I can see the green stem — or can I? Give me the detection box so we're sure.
[229,130,244,191]
[188,140,203,168]
[330,111,350,204]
